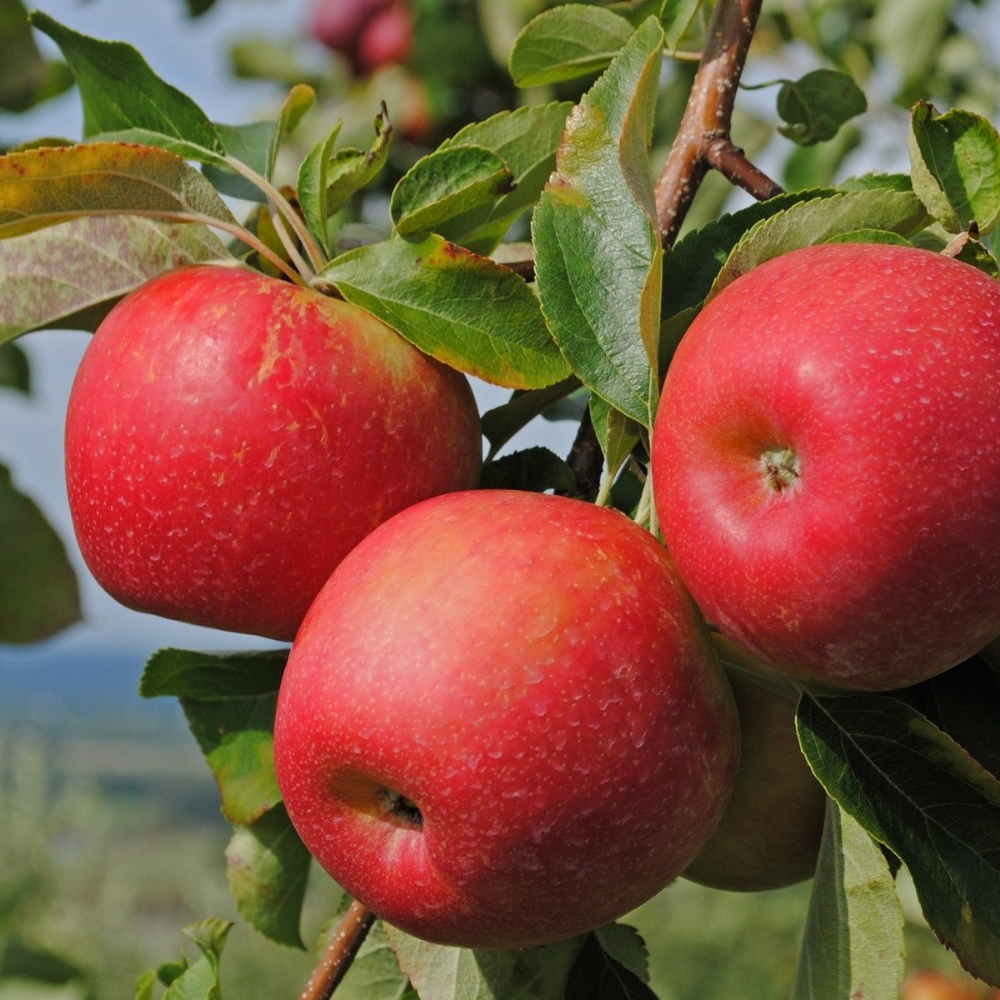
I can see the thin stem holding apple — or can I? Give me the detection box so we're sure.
[298,900,376,1000]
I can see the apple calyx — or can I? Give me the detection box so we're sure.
[761,446,800,493]
[379,787,424,829]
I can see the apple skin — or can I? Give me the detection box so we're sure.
[308,0,412,73]
[65,264,481,641]
[308,0,390,53]
[273,489,740,949]
[652,243,1000,691]
[356,3,413,73]
[901,969,994,1000]
[682,635,826,892]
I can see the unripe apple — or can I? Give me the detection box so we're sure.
[65,264,481,641]
[274,490,740,949]
[653,243,1000,691]
[682,635,826,892]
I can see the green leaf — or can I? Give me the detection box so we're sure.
[0,215,233,343]
[661,189,833,319]
[326,104,392,219]
[439,102,573,255]
[162,919,231,1000]
[533,18,664,428]
[141,647,288,824]
[0,142,239,241]
[822,228,913,246]
[791,801,904,1000]
[140,647,288,700]
[0,0,56,113]
[226,806,311,949]
[480,446,577,493]
[384,927,585,1000]
[509,5,635,87]
[269,83,315,176]
[589,394,641,485]
[204,120,276,201]
[564,927,658,999]
[797,693,1000,985]
[896,654,1000,783]
[0,463,80,644]
[181,694,281,825]
[709,189,930,298]
[908,101,1000,236]
[317,233,570,390]
[480,377,581,458]
[659,0,706,51]
[776,69,867,147]
[0,341,29,392]
[391,146,514,239]
[297,121,344,256]
[29,13,223,156]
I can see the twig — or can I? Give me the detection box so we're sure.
[654,0,780,247]
[298,901,376,1000]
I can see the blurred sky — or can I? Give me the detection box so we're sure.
[0,0,569,713]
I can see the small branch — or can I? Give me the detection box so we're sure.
[704,137,784,202]
[654,0,780,247]
[299,901,376,1000]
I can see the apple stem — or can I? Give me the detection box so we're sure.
[223,155,329,275]
[298,899,376,1000]
[654,0,781,247]
[268,207,317,282]
[83,209,308,286]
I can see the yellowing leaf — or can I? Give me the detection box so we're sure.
[0,142,238,239]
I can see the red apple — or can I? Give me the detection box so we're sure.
[308,0,412,74]
[273,490,740,949]
[356,3,413,73]
[307,0,391,55]
[682,635,827,892]
[65,264,481,641]
[652,243,1000,691]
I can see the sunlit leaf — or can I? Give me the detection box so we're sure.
[391,145,514,238]
[792,800,904,999]
[0,142,239,240]
[318,233,570,389]
[908,101,1000,235]
[533,18,664,427]
[709,189,929,297]
[226,806,310,949]
[797,693,1000,985]
[385,927,585,1000]
[509,5,635,87]
[29,12,223,155]
[440,102,572,254]
[660,0,706,51]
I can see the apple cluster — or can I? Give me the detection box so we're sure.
[307,0,413,76]
[63,241,1000,951]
